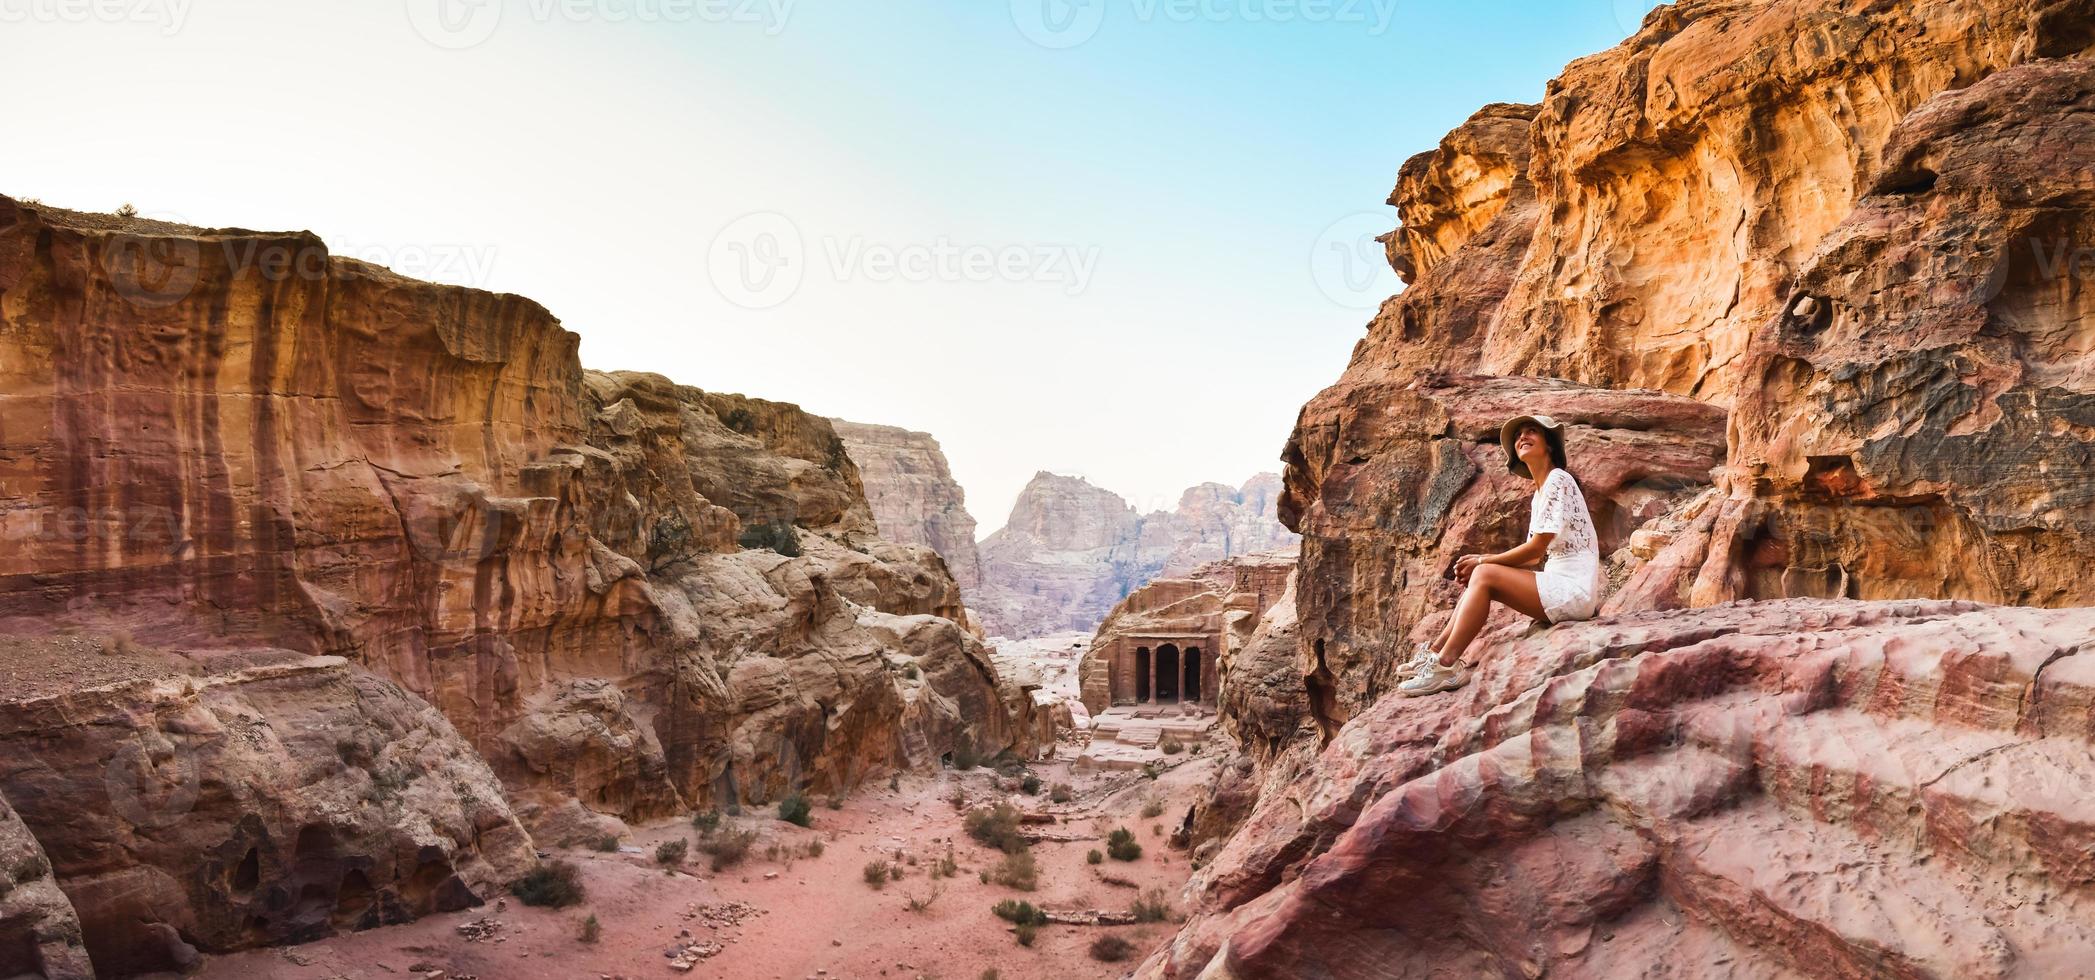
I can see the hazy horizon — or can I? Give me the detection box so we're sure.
[0,0,1665,527]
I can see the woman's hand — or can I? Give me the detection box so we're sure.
[1454,554,1486,583]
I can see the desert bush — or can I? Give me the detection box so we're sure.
[1049,783,1073,804]
[992,898,1048,926]
[578,913,601,943]
[991,851,1038,891]
[1020,774,1042,795]
[904,663,920,679]
[700,828,758,870]
[590,835,619,853]
[935,844,958,878]
[1131,887,1172,923]
[965,803,1029,854]
[1141,798,1164,818]
[805,839,826,858]
[115,202,138,218]
[905,882,945,912]
[1090,935,1135,962]
[779,792,812,827]
[1015,921,1038,946]
[863,860,892,889]
[692,810,722,835]
[655,838,688,867]
[1087,849,1103,865]
[511,861,585,908]
[1106,827,1142,862]
[950,743,982,771]
[1159,734,1184,755]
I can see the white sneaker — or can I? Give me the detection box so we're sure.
[1402,642,1439,678]
[1400,662,1471,697]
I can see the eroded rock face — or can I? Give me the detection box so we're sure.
[976,472,1297,638]
[832,419,983,591]
[1144,600,2095,979]
[0,790,90,980]
[0,653,536,976]
[0,201,1037,856]
[1721,58,2095,609]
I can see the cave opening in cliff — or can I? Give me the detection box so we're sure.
[1156,644,1181,703]
[1184,646,1203,703]
[1135,646,1151,701]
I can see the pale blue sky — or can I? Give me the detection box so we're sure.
[0,0,1663,529]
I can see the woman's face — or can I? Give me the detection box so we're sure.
[1515,424,1550,467]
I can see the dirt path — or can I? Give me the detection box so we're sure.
[182,749,1217,980]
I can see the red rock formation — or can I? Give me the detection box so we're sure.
[0,652,536,976]
[0,198,1042,970]
[832,419,983,591]
[1146,599,2095,978]
[976,472,1298,638]
[1192,1,2095,975]
[0,790,90,980]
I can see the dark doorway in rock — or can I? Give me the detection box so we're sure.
[1135,647,1151,702]
[1184,646,1202,703]
[1156,644,1181,703]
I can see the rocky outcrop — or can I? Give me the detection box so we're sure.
[1203,1,2095,975]
[0,789,90,980]
[832,419,983,591]
[0,197,1041,970]
[976,472,1297,638]
[1145,600,2095,978]
[0,651,536,976]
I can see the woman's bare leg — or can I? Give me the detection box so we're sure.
[1434,565,1547,667]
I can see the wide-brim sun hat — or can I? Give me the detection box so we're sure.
[1499,414,1567,479]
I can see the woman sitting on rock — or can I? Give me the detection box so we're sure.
[1400,414,1602,697]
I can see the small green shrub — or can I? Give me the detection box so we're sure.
[965,804,1029,854]
[1131,887,1172,923]
[1159,734,1184,755]
[950,743,982,771]
[1106,827,1142,862]
[1020,775,1041,795]
[511,861,585,908]
[1015,921,1038,946]
[1141,798,1164,818]
[590,835,619,853]
[779,792,813,827]
[903,663,920,679]
[655,838,688,867]
[805,838,826,858]
[1090,935,1135,962]
[700,828,758,870]
[991,851,1038,891]
[1049,783,1073,804]
[692,810,722,835]
[578,913,601,943]
[1087,849,1103,865]
[863,860,892,889]
[992,898,1048,926]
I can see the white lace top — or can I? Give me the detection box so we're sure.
[1529,468,1601,623]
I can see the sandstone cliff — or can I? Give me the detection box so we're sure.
[1166,1,2095,976]
[831,419,983,590]
[0,197,1040,970]
[975,472,1298,638]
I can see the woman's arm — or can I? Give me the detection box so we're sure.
[1456,533,1556,580]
